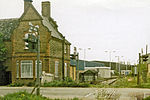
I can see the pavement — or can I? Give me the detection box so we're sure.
[0,87,150,100]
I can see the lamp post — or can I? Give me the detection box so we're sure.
[105,51,116,68]
[79,48,91,68]
[115,56,123,75]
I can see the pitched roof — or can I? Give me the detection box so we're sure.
[80,69,98,74]
[0,18,19,40]
[42,16,63,40]
[0,17,63,41]
[0,3,71,44]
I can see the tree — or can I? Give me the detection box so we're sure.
[0,32,7,85]
[0,33,7,62]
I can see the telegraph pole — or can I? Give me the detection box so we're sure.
[36,28,40,95]
[146,45,148,55]
[137,53,141,86]
[77,53,79,82]
[28,22,40,95]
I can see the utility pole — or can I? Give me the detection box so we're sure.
[146,45,148,55]
[36,27,40,95]
[77,53,79,82]
[62,36,65,81]
[137,53,141,86]
[26,22,40,95]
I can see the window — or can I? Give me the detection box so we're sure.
[35,60,42,78]
[21,60,33,78]
[55,61,59,77]
[16,61,19,78]
[64,44,67,53]
[65,63,67,77]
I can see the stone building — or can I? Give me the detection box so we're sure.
[0,0,71,84]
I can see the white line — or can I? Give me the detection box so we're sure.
[85,93,93,97]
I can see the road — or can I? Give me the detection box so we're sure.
[0,87,150,100]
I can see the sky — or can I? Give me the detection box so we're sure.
[0,0,150,64]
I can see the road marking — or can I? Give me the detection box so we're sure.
[85,93,94,97]
[84,90,98,97]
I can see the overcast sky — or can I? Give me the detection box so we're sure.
[0,0,150,64]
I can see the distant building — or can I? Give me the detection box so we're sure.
[121,70,132,75]
[85,67,111,78]
[70,60,111,81]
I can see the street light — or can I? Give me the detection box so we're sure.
[105,50,116,68]
[79,48,91,68]
[115,56,123,75]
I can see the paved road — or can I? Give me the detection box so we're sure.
[0,87,150,100]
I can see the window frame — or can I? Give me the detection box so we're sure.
[64,44,67,54]
[55,61,59,77]
[21,60,33,78]
[64,63,67,77]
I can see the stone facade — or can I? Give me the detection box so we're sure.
[0,1,71,84]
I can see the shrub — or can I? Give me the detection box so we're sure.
[9,82,24,87]
[144,96,150,100]
[43,80,90,87]
[27,82,35,87]
[64,77,74,82]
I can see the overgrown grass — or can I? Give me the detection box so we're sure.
[109,76,150,88]
[110,77,138,88]
[0,91,80,100]
[8,78,90,87]
[1,91,51,100]
[144,96,150,100]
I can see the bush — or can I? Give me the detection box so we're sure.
[144,96,150,100]
[8,81,35,87]
[27,82,35,87]
[43,80,90,87]
[9,82,24,87]
[64,77,74,82]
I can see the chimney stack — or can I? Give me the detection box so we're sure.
[24,0,33,12]
[42,1,51,18]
